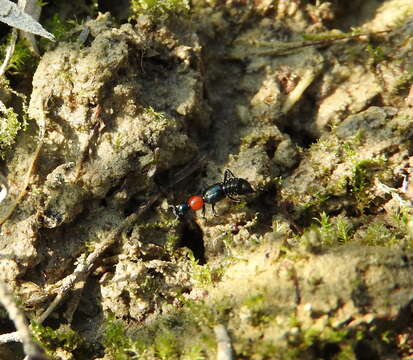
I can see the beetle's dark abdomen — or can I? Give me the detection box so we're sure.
[223,178,254,196]
[203,183,225,204]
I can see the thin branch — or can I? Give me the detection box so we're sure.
[0,171,8,204]
[0,330,20,343]
[228,30,392,59]
[281,69,317,114]
[214,324,233,360]
[62,277,87,323]
[0,28,17,77]
[0,281,47,358]
[259,30,392,56]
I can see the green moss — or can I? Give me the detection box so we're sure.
[349,159,384,213]
[112,133,125,152]
[362,221,396,246]
[301,28,363,42]
[180,298,217,327]
[284,131,378,218]
[314,211,331,232]
[354,215,409,248]
[221,232,234,248]
[233,318,355,360]
[243,293,264,309]
[301,191,331,211]
[0,38,38,75]
[309,212,354,248]
[32,322,83,356]
[235,338,283,359]
[380,329,395,345]
[284,325,353,360]
[181,344,207,360]
[155,329,180,359]
[130,0,190,20]
[231,200,248,211]
[340,130,364,155]
[0,107,24,159]
[242,293,274,326]
[188,250,224,286]
[134,217,180,255]
[239,133,276,150]
[335,216,352,243]
[165,233,180,255]
[43,14,80,43]
[365,43,387,66]
[103,302,218,360]
[392,68,413,94]
[103,315,132,360]
[143,106,167,122]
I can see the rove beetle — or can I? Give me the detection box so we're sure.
[173,169,254,219]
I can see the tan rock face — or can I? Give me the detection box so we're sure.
[2,1,413,358]
[2,14,203,285]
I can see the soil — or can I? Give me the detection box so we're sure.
[1,0,413,359]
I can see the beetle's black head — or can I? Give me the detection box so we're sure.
[238,179,254,195]
[172,203,190,219]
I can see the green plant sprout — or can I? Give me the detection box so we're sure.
[0,37,37,75]
[311,212,353,247]
[143,106,167,122]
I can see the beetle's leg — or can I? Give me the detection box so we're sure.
[227,194,240,202]
[224,169,235,183]
[211,203,218,216]
[401,174,409,193]
[202,204,206,218]
[224,169,229,183]
[170,205,179,219]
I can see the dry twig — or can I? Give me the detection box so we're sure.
[0,281,48,358]
[0,28,17,77]
[214,324,233,360]
[0,171,8,204]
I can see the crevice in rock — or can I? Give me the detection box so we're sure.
[178,220,205,265]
